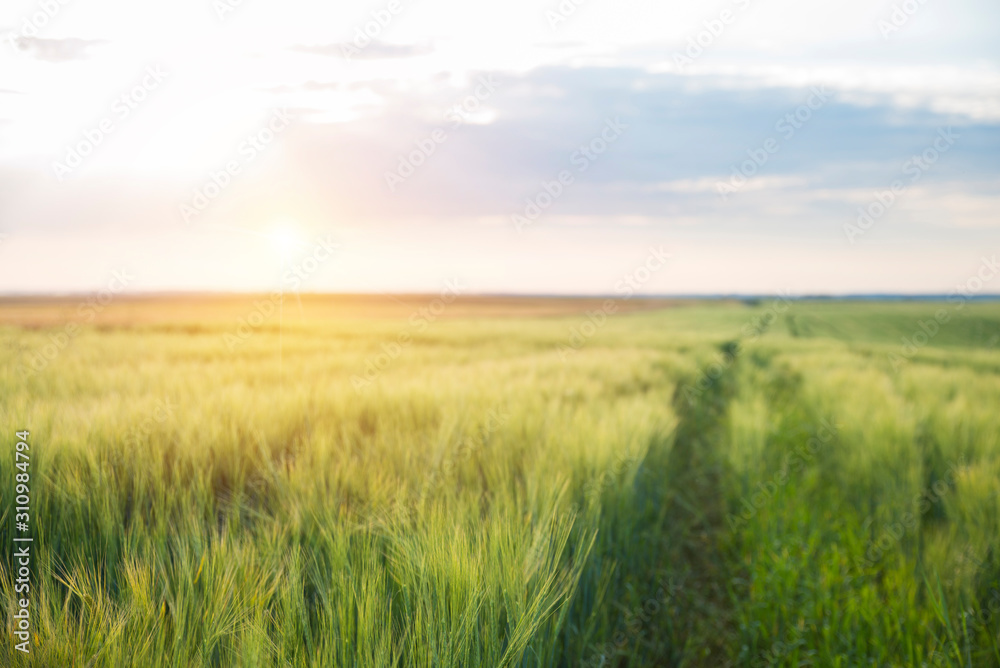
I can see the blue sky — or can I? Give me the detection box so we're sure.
[0,0,998,294]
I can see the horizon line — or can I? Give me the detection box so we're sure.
[1,291,999,301]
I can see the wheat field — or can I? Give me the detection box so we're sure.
[1,295,998,666]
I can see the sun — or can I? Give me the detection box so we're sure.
[267,221,306,258]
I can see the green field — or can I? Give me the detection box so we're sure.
[1,296,999,666]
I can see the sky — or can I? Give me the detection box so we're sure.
[0,0,998,296]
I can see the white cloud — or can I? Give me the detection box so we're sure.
[0,0,997,292]
[648,61,1000,122]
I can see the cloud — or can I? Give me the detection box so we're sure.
[647,61,1000,123]
[289,41,433,60]
[646,177,807,194]
[12,37,107,63]
[231,64,997,236]
[2,63,997,241]
[264,81,341,93]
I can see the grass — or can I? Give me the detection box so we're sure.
[0,295,999,666]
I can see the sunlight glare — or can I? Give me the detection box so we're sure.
[267,221,306,258]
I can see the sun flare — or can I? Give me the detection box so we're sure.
[267,221,306,258]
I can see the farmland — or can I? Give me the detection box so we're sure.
[1,295,999,666]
